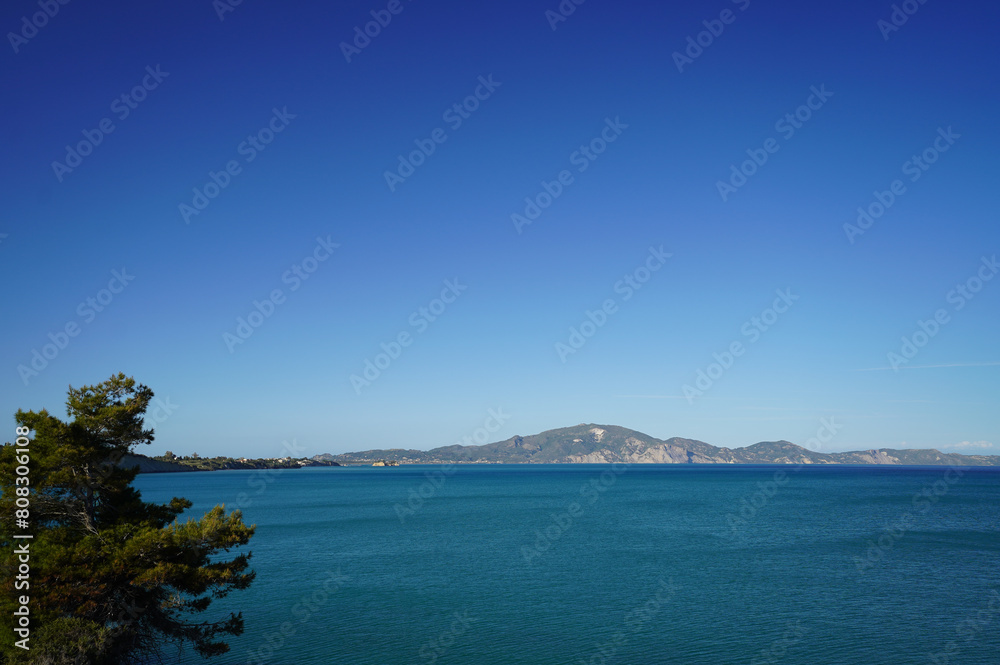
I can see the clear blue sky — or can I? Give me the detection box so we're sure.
[2,0,997,457]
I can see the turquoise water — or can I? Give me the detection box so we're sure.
[134,465,1000,664]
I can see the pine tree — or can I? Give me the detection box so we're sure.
[1,373,255,663]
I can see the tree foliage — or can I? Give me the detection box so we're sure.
[1,373,255,664]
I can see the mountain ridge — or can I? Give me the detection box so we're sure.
[314,423,1000,466]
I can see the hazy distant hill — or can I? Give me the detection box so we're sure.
[314,423,1000,466]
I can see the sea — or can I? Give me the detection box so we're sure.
[133,464,1000,665]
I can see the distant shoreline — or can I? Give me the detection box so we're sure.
[120,453,339,474]
[128,457,1000,474]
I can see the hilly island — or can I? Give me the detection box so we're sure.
[312,423,1000,467]
[124,424,1000,473]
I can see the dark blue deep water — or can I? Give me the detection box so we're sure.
[134,465,1000,665]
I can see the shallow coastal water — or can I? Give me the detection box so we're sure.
[134,464,1000,664]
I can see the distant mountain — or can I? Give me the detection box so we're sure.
[314,423,1000,466]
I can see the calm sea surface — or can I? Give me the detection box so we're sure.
[133,465,1000,665]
